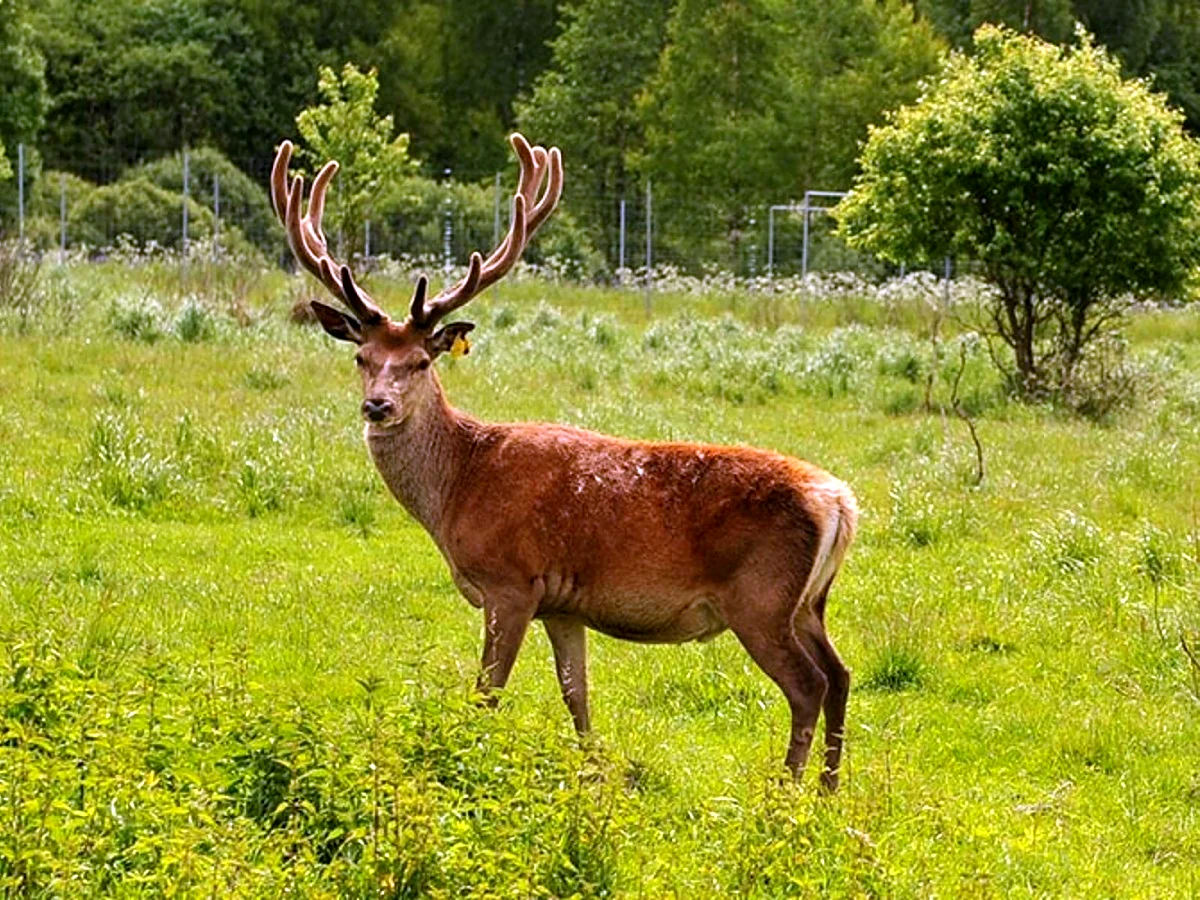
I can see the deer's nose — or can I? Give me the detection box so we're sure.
[362,398,394,422]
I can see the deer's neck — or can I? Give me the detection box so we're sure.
[364,390,477,540]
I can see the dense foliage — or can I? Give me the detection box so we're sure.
[838,25,1200,399]
[634,0,943,269]
[0,0,46,187]
[6,0,1199,274]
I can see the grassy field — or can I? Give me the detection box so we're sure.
[1,262,1199,897]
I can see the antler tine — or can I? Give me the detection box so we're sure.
[270,141,293,222]
[415,133,562,328]
[270,140,386,325]
[528,146,564,235]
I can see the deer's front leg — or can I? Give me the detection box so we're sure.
[476,591,537,704]
[543,616,590,733]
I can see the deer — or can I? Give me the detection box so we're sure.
[270,133,858,790]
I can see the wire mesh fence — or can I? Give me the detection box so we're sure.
[0,143,929,285]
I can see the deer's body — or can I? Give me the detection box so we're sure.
[367,390,855,646]
[271,133,858,789]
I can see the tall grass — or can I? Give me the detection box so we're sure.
[1,265,1198,894]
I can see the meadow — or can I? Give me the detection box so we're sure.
[1,258,1198,897]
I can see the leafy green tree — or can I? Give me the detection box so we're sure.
[968,0,1074,42]
[838,25,1200,398]
[517,0,673,268]
[295,64,419,255]
[33,0,267,173]
[1146,3,1200,132]
[27,0,561,187]
[637,0,811,270]
[239,0,417,159]
[794,0,945,190]
[0,0,46,188]
[371,2,450,165]
[637,0,942,271]
[915,0,1200,134]
[914,0,1074,44]
[1073,0,1163,70]
[433,0,561,179]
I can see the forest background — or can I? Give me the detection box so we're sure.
[3,0,1200,275]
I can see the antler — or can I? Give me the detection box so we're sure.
[270,140,387,326]
[411,133,563,330]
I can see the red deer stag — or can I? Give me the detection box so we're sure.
[270,134,858,789]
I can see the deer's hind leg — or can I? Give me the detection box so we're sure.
[795,592,849,793]
[722,575,829,780]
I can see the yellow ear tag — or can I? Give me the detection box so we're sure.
[450,334,471,357]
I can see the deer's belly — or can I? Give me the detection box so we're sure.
[547,586,729,645]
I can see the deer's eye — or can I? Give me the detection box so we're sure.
[354,353,366,368]
[417,358,431,371]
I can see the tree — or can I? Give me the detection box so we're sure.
[295,63,419,254]
[838,25,1200,398]
[1125,1,1200,134]
[517,0,673,268]
[0,0,46,187]
[914,0,1200,135]
[432,0,561,179]
[967,0,1074,42]
[914,0,1074,45]
[793,0,945,190]
[33,0,269,173]
[636,0,943,272]
[636,0,812,270]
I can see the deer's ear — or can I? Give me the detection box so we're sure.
[311,301,363,344]
[427,321,476,358]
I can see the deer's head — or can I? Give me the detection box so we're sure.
[270,135,563,428]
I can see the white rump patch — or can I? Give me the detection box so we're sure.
[799,482,846,606]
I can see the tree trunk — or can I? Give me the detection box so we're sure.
[999,282,1043,397]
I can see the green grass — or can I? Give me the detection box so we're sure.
[1,265,1199,896]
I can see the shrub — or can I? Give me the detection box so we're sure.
[173,298,218,342]
[1030,510,1109,574]
[861,642,928,692]
[123,147,283,256]
[839,25,1200,401]
[0,239,43,332]
[67,177,256,255]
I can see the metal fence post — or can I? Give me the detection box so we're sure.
[182,147,190,260]
[644,180,652,312]
[442,168,453,279]
[212,172,220,260]
[59,173,67,264]
[493,172,502,247]
[618,198,626,284]
[801,200,811,279]
[747,213,757,280]
[767,206,775,278]
[17,143,25,244]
